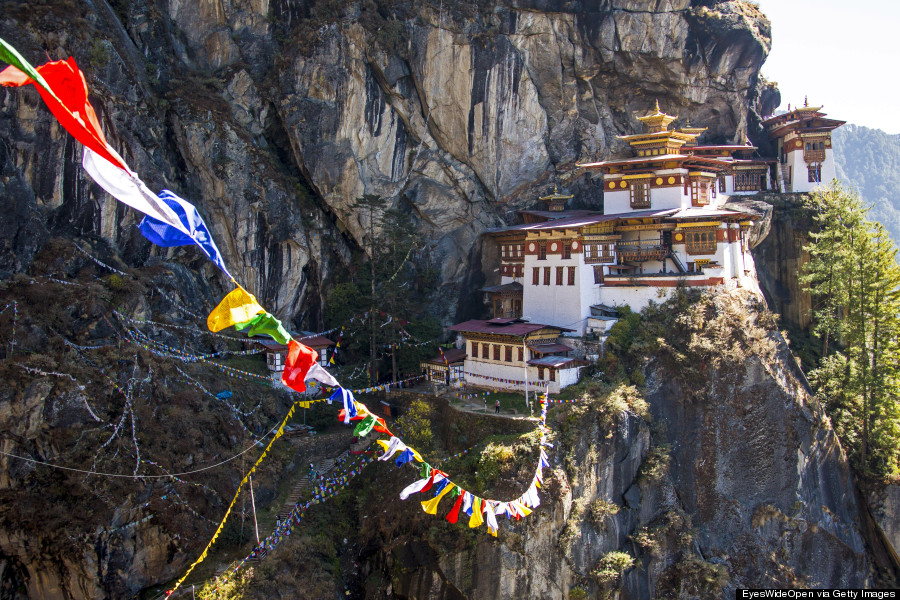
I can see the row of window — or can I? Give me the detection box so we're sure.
[470,342,524,363]
[584,243,615,263]
[733,171,767,192]
[532,266,577,286]
[500,244,525,258]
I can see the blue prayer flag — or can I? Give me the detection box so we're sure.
[138,190,231,278]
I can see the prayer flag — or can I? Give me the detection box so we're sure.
[305,363,339,387]
[0,49,126,168]
[207,286,265,332]
[82,149,190,236]
[138,190,231,278]
[235,312,291,345]
[468,498,484,528]
[422,483,454,515]
[281,340,318,393]
[353,415,377,438]
[446,493,465,524]
[394,448,415,467]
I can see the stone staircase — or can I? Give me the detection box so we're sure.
[275,453,346,523]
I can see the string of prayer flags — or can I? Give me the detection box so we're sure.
[281,340,318,393]
[234,311,291,345]
[138,190,232,279]
[0,50,126,169]
[207,286,265,332]
[329,327,342,365]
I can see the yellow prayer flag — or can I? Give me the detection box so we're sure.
[513,501,532,516]
[411,449,424,463]
[376,439,390,451]
[207,286,265,332]
[468,498,484,528]
[421,484,455,515]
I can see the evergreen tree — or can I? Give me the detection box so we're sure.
[803,183,900,477]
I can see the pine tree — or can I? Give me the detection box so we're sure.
[803,183,900,477]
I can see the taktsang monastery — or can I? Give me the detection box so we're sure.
[444,102,844,393]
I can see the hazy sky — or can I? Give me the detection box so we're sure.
[755,0,900,134]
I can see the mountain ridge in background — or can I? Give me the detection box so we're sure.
[833,124,900,241]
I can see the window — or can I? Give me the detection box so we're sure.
[517,347,523,362]
[501,245,507,258]
[481,343,489,359]
[734,171,765,192]
[505,346,512,362]
[562,243,571,260]
[690,179,710,205]
[808,164,822,183]
[718,176,726,193]
[493,344,500,361]
[685,228,717,255]
[600,243,614,263]
[630,179,651,209]
[543,267,551,285]
[567,267,575,286]
[538,242,547,260]
[470,341,476,356]
[593,265,603,284]
[556,266,563,285]
[538,367,545,380]
[532,267,540,285]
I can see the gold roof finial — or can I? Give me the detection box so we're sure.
[654,99,661,113]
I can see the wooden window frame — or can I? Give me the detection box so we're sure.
[543,267,551,286]
[538,241,547,260]
[517,347,523,362]
[556,266,563,286]
[593,265,603,284]
[505,346,512,362]
[562,243,572,260]
[493,344,500,361]
[684,228,717,255]
[808,163,822,183]
[690,179,710,206]
[532,267,540,286]
[630,179,651,209]
[567,266,575,286]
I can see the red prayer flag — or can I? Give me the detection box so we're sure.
[446,493,465,524]
[281,340,318,393]
[0,57,126,169]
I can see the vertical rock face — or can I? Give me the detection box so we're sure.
[0,0,774,325]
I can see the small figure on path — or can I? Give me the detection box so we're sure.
[495,399,500,414]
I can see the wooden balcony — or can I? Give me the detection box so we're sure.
[615,240,668,262]
[804,149,826,162]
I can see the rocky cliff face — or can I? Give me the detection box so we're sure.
[237,290,870,600]
[0,0,776,326]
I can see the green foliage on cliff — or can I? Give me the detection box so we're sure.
[833,125,900,244]
[802,183,900,479]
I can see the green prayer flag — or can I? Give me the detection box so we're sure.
[0,38,59,101]
[449,486,461,499]
[235,311,292,345]
[419,462,431,478]
[353,414,377,437]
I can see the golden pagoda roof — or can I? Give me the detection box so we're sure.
[636,100,678,133]
[677,119,707,136]
[539,185,573,201]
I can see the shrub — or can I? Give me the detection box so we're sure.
[592,551,634,584]
[590,499,620,526]
[637,444,670,483]
[395,399,434,455]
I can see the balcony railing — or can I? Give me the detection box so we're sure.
[615,240,668,262]
[804,149,826,162]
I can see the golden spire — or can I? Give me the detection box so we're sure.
[637,101,677,133]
